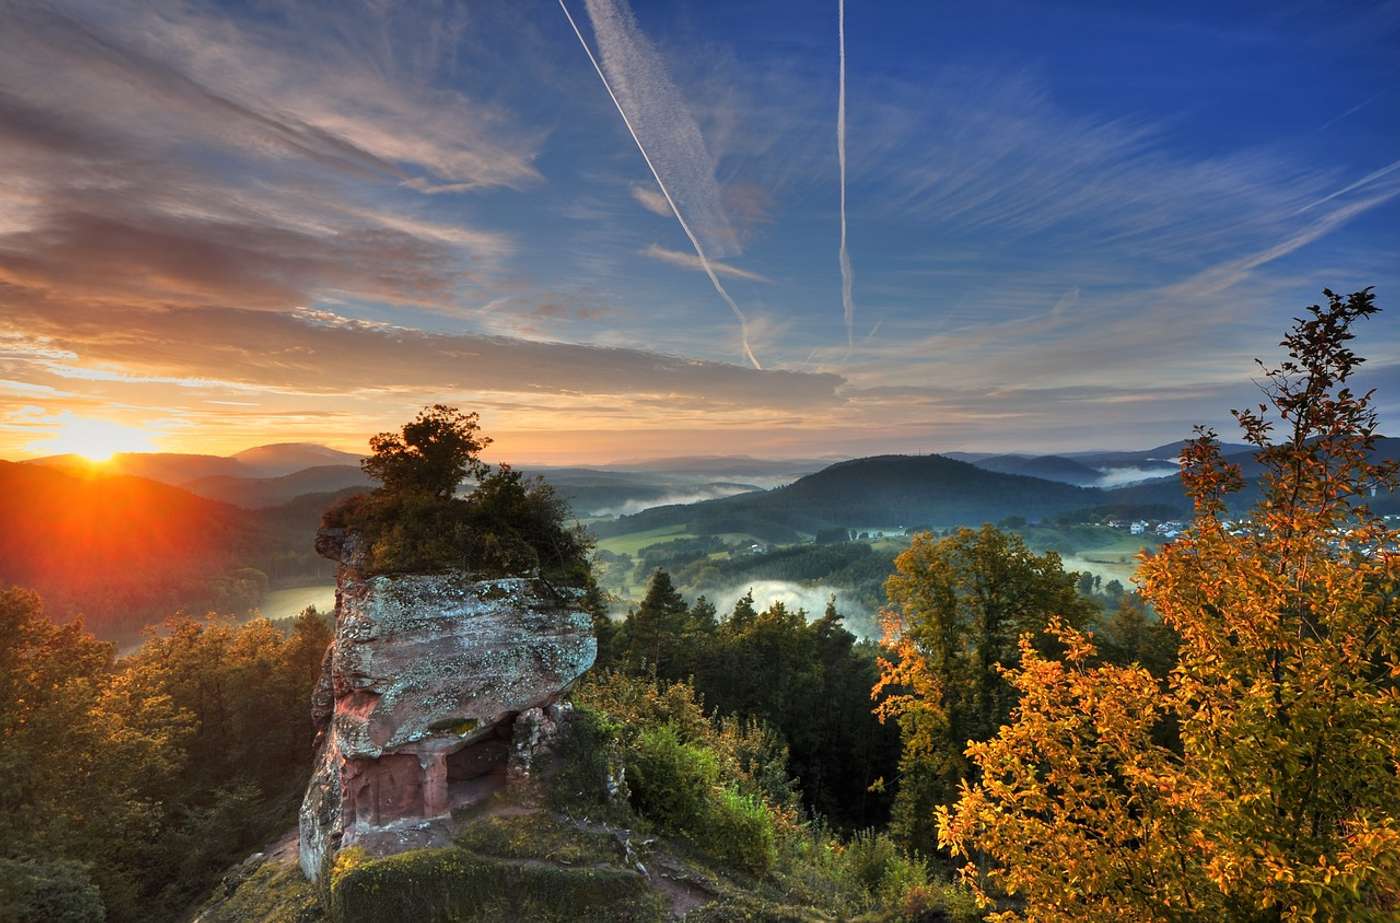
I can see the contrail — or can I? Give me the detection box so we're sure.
[1297,158,1400,214]
[838,0,855,353]
[558,0,761,369]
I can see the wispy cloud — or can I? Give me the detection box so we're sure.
[631,184,672,216]
[642,244,771,283]
[564,0,764,368]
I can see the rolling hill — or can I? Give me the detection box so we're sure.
[185,464,373,508]
[0,462,342,641]
[26,451,248,484]
[590,439,1399,542]
[970,453,1104,486]
[1062,439,1252,469]
[591,454,1109,541]
[231,442,362,476]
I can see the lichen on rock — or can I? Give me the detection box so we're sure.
[298,528,596,882]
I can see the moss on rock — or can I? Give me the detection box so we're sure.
[327,844,666,923]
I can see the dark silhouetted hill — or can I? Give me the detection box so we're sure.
[185,465,373,508]
[971,454,1104,485]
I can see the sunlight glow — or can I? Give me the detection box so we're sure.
[30,414,156,462]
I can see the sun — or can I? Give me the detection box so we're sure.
[30,414,157,463]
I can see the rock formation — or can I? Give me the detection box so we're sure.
[299,529,596,881]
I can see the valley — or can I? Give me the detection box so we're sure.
[8,436,1395,645]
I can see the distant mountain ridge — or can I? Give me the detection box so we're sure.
[185,465,374,509]
[593,439,1400,540]
[970,454,1104,486]
[26,442,363,484]
[230,442,363,476]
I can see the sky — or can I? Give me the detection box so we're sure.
[1,0,1398,464]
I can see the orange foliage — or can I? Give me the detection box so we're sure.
[938,289,1400,920]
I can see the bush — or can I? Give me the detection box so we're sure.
[700,788,778,877]
[0,858,105,923]
[325,469,593,580]
[547,706,628,818]
[324,406,593,581]
[626,724,718,832]
[840,829,906,897]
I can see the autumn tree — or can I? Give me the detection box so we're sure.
[873,526,1097,850]
[939,288,1400,920]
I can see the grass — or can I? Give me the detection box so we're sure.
[455,815,620,866]
[194,860,323,923]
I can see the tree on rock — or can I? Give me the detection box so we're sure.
[362,404,490,500]
[325,406,591,581]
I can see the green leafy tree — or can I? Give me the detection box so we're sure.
[362,404,489,499]
[0,585,332,921]
[873,525,1097,851]
[604,581,899,829]
[614,570,693,675]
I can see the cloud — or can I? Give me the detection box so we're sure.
[1,300,843,411]
[581,0,740,258]
[631,184,672,216]
[641,245,772,283]
[0,1,529,322]
[39,0,545,191]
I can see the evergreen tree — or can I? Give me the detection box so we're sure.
[614,570,692,676]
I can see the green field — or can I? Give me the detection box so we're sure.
[1020,525,1158,586]
[594,524,694,556]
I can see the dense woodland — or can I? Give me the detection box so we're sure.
[0,595,331,921]
[2,291,1398,921]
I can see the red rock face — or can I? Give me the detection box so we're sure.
[342,754,425,829]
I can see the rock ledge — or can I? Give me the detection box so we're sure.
[298,530,596,881]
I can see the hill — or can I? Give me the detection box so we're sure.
[1063,439,1252,469]
[185,465,373,508]
[971,453,1104,485]
[24,443,363,486]
[1102,436,1400,515]
[592,454,1102,541]
[0,462,343,640]
[26,451,248,484]
[232,442,362,477]
[601,454,828,478]
[0,461,252,636]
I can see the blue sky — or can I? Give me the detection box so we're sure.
[0,0,1396,462]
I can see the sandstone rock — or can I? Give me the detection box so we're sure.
[507,701,572,782]
[298,532,596,881]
